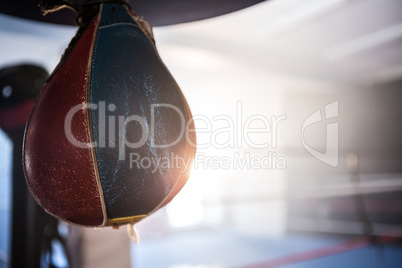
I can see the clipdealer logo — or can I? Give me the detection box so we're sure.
[63,101,288,171]
[63,100,340,170]
[302,101,339,167]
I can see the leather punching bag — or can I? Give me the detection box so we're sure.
[23,1,196,229]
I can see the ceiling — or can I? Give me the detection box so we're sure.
[0,0,401,87]
[152,0,402,86]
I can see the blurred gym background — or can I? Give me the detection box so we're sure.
[1,0,402,267]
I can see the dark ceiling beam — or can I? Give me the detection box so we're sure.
[0,0,266,27]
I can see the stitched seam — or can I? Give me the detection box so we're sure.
[86,5,109,227]
[100,19,138,26]
[98,22,139,29]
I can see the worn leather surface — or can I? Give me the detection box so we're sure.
[24,3,196,226]
[155,89,196,211]
[24,17,105,226]
[91,3,194,219]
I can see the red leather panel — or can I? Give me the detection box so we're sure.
[24,17,105,226]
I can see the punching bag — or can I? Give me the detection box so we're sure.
[23,0,196,231]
